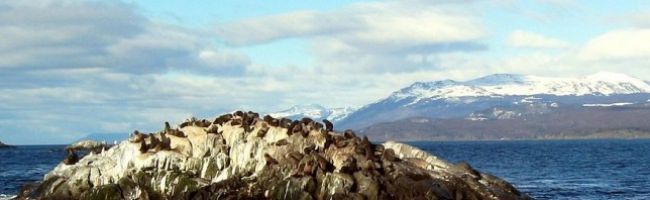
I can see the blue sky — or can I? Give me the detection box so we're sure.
[1,0,650,144]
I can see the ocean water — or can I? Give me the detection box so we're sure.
[0,145,66,199]
[1,140,649,199]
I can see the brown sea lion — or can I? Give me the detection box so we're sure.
[234,110,244,117]
[206,124,219,134]
[322,119,333,132]
[63,149,79,165]
[231,118,242,126]
[383,148,400,162]
[339,156,357,174]
[314,154,332,172]
[301,160,315,176]
[164,122,172,132]
[179,121,191,128]
[287,121,299,136]
[213,114,233,125]
[139,139,148,153]
[291,123,303,135]
[257,125,270,138]
[247,111,259,119]
[274,139,289,146]
[288,151,304,161]
[300,125,310,138]
[312,122,323,131]
[269,118,280,127]
[263,115,273,124]
[131,130,146,143]
[300,117,313,125]
[280,118,291,128]
[344,129,356,139]
[303,144,315,154]
[264,153,278,166]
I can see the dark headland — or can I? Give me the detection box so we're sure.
[0,140,13,148]
[15,111,531,200]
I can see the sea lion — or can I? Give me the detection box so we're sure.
[339,156,357,174]
[152,132,171,151]
[288,151,304,161]
[257,125,269,138]
[269,118,280,127]
[198,119,211,127]
[179,121,191,128]
[280,118,292,128]
[312,122,323,131]
[234,110,244,117]
[231,118,242,126]
[148,134,160,151]
[300,117,313,125]
[286,154,300,166]
[303,144,315,154]
[300,124,310,138]
[139,139,148,153]
[301,160,315,176]
[334,139,349,148]
[383,148,400,162]
[213,114,233,125]
[164,122,172,132]
[264,153,278,166]
[130,130,146,143]
[344,129,356,139]
[274,139,289,146]
[322,119,334,132]
[63,149,79,165]
[291,123,303,135]
[206,124,219,134]
[314,154,332,172]
[263,115,273,124]
[247,111,259,119]
[287,121,299,136]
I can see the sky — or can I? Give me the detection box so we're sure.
[1,0,650,144]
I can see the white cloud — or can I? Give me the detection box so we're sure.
[577,28,650,61]
[0,0,250,75]
[218,0,486,74]
[506,30,570,49]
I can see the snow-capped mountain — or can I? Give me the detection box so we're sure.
[336,72,650,130]
[390,72,650,105]
[268,104,357,123]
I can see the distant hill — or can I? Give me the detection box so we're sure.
[360,102,650,141]
[77,133,128,144]
[274,72,650,140]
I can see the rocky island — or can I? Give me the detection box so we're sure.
[0,140,13,148]
[16,111,531,200]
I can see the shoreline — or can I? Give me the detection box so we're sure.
[8,137,650,146]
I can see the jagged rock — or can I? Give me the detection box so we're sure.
[15,111,532,200]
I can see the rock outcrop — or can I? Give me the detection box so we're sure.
[0,140,13,148]
[16,111,532,200]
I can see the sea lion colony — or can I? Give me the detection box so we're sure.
[18,110,531,200]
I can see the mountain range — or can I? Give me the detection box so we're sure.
[268,104,358,123]
[273,72,650,140]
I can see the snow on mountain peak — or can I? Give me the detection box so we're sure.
[269,104,358,122]
[389,72,650,104]
[467,73,529,86]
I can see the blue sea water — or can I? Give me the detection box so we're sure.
[1,140,650,199]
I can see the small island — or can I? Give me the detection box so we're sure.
[15,111,531,200]
[0,140,13,148]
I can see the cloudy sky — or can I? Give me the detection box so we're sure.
[1,0,650,144]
